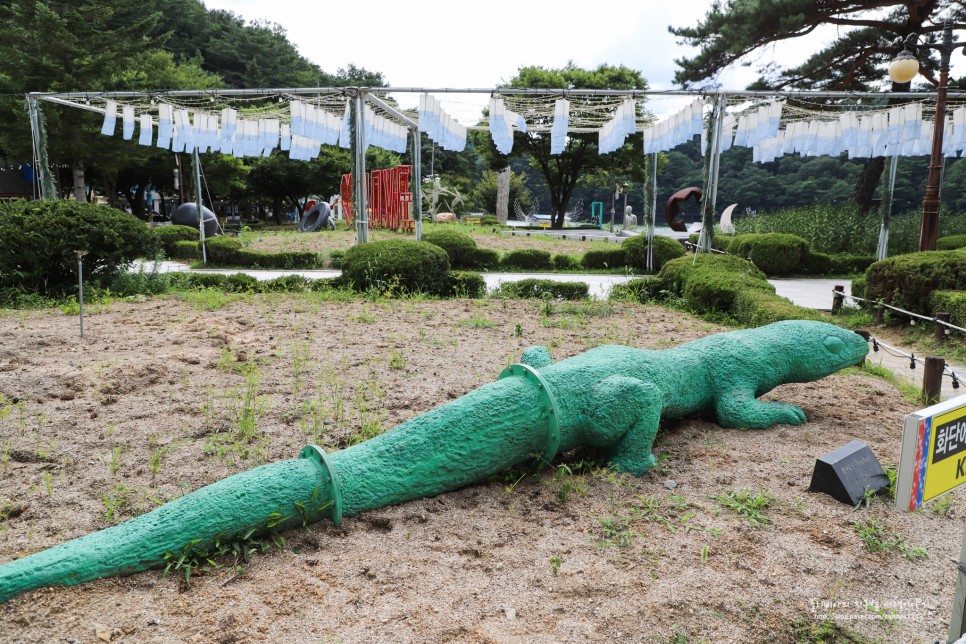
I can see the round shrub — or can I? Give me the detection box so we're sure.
[728,233,810,275]
[422,229,478,268]
[659,254,773,314]
[501,249,552,270]
[581,248,626,270]
[865,251,966,314]
[342,239,450,295]
[937,234,966,251]
[551,254,579,271]
[480,215,499,226]
[465,247,501,270]
[0,200,153,297]
[622,235,685,273]
[204,235,242,264]
[154,225,199,256]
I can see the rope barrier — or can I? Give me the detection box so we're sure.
[683,241,730,255]
[836,290,966,335]
[865,335,962,389]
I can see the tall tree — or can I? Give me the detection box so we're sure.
[0,0,163,199]
[670,0,966,213]
[475,63,648,229]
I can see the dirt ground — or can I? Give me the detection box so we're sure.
[246,226,621,258]
[0,293,961,643]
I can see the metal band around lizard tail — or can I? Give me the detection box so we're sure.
[498,363,561,463]
[299,444,344,526]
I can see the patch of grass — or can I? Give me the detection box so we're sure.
[173,288,245,311]
[593,513,636,548]
[205,364,270,466]
[714,488,775,528]
[789,615,876,643]
[388,349,407,370]
[553,463,589,503]
[459,313,496,329]
[853,517,927,560]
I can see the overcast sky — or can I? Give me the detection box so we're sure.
[202,0,964,123]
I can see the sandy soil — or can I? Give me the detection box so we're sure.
[0,294,960,643]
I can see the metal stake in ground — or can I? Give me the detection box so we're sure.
[76,250,86,338]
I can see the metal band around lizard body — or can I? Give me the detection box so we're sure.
[299,444,344,526]
[498,363,561,463]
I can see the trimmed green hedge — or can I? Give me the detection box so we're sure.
[551,254,580,270]
[727,233,810,275]
[865,251,966,314]
[497,279,589,300]
[342,239,450,295]
[802,252,876,275]
[501,249,552,270]
[0,200,153,297]
[422,229,477,268]
[937,235,966,251]
[171,240,202,260]
[655,254,820,325]
[465,247,501,270]
[931,290,966,328]
[203,235,323,269]
[622,235,686,273]
[154,225,199,256]
[581,248,626,270]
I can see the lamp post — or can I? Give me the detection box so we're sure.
[888,21,966,251]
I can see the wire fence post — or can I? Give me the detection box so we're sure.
[923,357,945,405]
[832,285,845,314]
[936,313,951,342]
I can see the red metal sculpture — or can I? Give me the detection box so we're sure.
[664,187,703,232]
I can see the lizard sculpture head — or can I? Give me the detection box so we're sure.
[773,320,869,381]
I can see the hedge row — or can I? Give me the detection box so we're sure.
[690,232,874,276]
[618,254,821,326]
[420,230,684,274]
[205,236,323,269]
[497,279,589,300]
[937,235,966,251]
[931,290,966,328]
[864,250,966,314]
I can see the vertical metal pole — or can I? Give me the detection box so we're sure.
[27,96,50,200]
[647,153,657,273]
[76,252,85,338]
[352,91,369,244]
[193,148,207,265]
[412,128,422,240]
[699,93,725,253]
[877,155,898,261]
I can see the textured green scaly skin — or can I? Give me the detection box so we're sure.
[0,321,867,602]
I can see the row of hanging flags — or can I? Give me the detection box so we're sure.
[99,94,966,162]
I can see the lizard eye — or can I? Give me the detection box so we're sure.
[823,336,846,354]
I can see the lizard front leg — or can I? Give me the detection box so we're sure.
[586,376,663,476]
[714,388,806,429]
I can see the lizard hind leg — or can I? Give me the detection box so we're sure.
[586,376,663,476]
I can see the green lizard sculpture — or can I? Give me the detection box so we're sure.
[0,320,867,603]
